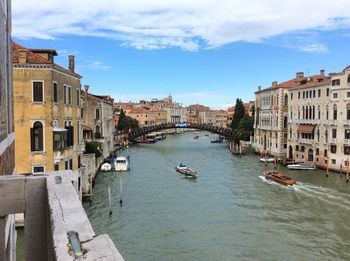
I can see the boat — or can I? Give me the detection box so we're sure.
[100,162,112,172]
[175,163,197,179]
[260,157,275,163]
[287,163,316,170]
[264,171,296,186]
[114,156,129,172]
[193,135,199,139]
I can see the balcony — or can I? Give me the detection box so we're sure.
[330,138,337,144]
[0,172,123,260]
[298,138,314,145]
[328,119,337,126]
[344,120,350,126]
[345,139,350,145]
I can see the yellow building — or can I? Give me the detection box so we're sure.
[12,42,84,174]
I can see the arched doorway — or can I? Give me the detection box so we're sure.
[288,145,293,160]
[308,149,314,162]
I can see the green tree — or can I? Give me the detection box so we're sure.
[84,141,102,158]
[117,109,139,131]
[238,114,254,141]
[230,98,245,131]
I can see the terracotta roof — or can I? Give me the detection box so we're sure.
[12,42,52,64]
[289,77,331,91]
[28,48,58,56]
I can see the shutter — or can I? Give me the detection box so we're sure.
[71,126,74,146]
[30,128,35,151]
[38,126,43,151]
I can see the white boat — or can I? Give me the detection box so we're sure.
[175,163,197,178]
[287,163,316,170]
[260,157,275,163]
[114,156,129,172]
[101,162,112,172]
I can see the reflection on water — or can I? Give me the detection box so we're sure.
[84,131,350,261]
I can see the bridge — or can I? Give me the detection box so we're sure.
[127,123,234,141]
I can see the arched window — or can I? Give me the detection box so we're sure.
[347,103,350,120]
[95,125,101,139]
[317,129,320,142]
[312,105,315,120]
[333,104,337,120]
[326,105,329,120]
[284,93,288,106]
[318,105,321,119]
[31,121,43,151]
[96,108,100,120]
[325,130,328,143]
[305,106,309,119]
[302,106,305,119]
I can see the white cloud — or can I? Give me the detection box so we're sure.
[12,0,350,51]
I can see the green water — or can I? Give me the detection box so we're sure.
[84,131,350,261]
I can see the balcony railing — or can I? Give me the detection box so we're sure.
[331,138,337,144]
[344,120,350,126]
[0,172,123,260]
[344,139,350,145]
[298,138,314,145]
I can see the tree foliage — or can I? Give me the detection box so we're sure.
[84,141,102,158]
[117,109,139,131]
[230,98,245,131]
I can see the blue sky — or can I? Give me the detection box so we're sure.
[12,0,350,109]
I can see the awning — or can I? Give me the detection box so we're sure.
[82,124,92,131]
[53,127,67,132]
[297,124,315,134]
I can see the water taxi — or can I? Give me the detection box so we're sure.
[175,163,197,179]
[287,163,316,170]
[264,171,296,186]
[193,135,199,139]
[114,156,129,172]
[260,157,276,163]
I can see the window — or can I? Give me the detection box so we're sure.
[81,108,84,118]
[318,89,321,97]
[347,104,350,120]
[95,125,101,139]
[65,121,74,147]
[333,104,337,120]
[68,86,71,104]
[331,79,340,86]
[31,121,44,151]
[345,129,350,140]
[283,116,287,128]
[298,92,300,99]
[284,93,288,106]
[53,130,67,151]
[326,88,329,96]
[291,93,293,100]
[345,146,350,155]
[54,164,59,171]
[53,82,58,103]
[313,90,315,98]
[332,129,337,139]
[333,93,338,99]
[348,92,350,98]
[64,85,71,105]
[76,89,80,106]
[331,145,337,154]
[316,148,319,155]
[296,145,299,151]
[324,149,328,157]
[348,74,350,83]
[331,159,336,164]
[33,166,44,173]
[33,81,43,102]
[64,85,67,104]
[96,108,100,120]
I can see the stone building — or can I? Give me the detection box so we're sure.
[81,86,115,159]
[287,70,331,167]
[254,71,328,157]
[12,42,84,174]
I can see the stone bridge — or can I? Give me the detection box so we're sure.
[127,123,234,141]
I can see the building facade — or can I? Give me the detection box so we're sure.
[12,43,84,174]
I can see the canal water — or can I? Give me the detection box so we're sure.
[84,131,350,261]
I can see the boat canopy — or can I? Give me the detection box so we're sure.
[297,124,315,134]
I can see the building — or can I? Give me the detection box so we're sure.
[212,109,228,127]
[254,71,328,157]
[198,110,216,124]
[126,107,156,126]
[0,0,16,259]
[12,43,84,174]
[81,85,115,159]
[287,70,331,167]
[227,101,254,127]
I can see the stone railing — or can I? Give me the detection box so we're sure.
[0,172,123,261]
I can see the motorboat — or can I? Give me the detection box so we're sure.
[260,157,277,163]
[264,171,296,186]
[193,135,199,140]
[114,156,129,172]
[175,163,197,179]
[287,163,316,170]
[100,162,112,172]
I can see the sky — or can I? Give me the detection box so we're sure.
[12,0,350,109]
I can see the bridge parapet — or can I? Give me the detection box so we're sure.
[126,123,234,141]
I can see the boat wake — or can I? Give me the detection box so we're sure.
[259,175,350,210]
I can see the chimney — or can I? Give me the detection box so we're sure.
[68,55,75,72]
[258,86,261,91]
[18,50,27,64]
[84,85,89,93]
[320,69,325,76]
[296,72,304,79]
[272,81,278,87]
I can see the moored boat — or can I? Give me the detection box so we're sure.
[260,157,275,163]
[100,162,112,172]
[175,163,197,178]
[114,156,129,171]
[287,163,316,170]
[264,171,296,186]
[193,135,199,140]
